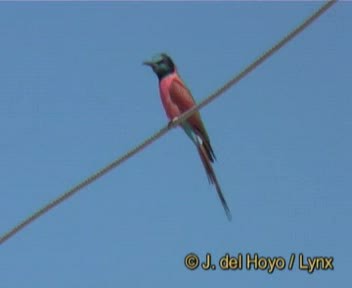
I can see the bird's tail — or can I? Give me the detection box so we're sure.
[197,143,232,221]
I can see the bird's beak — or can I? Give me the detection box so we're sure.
[143,60,154,68]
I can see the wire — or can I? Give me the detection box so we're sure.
[0,0,337,245]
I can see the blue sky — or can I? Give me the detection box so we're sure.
[0,1,350,287]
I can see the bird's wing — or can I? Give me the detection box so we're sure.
[170,77,230,220]
[170,78,210,139]
[169,77,196,112]
[170,77,216,161]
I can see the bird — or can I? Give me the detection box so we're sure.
[144,53,232,221]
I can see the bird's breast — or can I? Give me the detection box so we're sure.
[159,74,181,120]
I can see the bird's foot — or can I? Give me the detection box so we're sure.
[167,116,179,129]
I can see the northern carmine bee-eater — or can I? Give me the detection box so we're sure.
[144,53,232,220]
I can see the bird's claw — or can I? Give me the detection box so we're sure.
[167,117,179,129]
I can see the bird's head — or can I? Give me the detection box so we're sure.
[143,53,176,80]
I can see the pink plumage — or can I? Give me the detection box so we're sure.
[144,53,231,220]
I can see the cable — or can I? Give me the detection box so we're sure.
[0,0,337,245]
